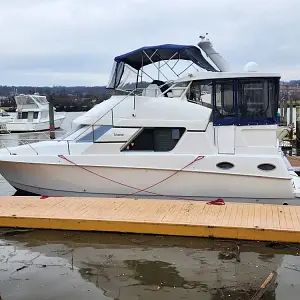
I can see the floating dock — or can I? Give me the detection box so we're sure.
[287,155,300,171]
[1,196,300,243]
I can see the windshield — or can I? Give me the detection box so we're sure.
[33,96,48,105]
[186,80,213,108]
[164,81,190,98]
[15,95,35,105]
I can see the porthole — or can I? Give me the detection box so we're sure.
[258,163,276,171]
[216,162,234,170]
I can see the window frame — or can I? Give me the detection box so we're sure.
[121,127,186,152]
[213,79,236,125]
[212,77,279,126]
[17,112,29,120]
[186,79,213,108]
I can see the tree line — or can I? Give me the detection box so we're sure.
[0,85,112,112]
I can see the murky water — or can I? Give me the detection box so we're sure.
[0,230,299,300]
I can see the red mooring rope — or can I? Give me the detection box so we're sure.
[40,155,225,205]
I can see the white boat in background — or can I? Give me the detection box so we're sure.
[0,109,14,133]
[0,93,66,132]
[0,35,300,204]
[0,108,14,123]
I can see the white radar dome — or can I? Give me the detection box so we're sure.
[244,62,259,72]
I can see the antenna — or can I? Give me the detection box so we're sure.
[199,33,209,41]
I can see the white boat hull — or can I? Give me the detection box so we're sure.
[0,159,298,204]
[4,116,65,132]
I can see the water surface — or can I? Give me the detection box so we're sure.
[0,230,299,300]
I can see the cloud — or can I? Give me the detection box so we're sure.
[0,0,299,85]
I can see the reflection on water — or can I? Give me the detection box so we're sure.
[0,230,299,300]
[0,112,83,196]
[124,259,194,288]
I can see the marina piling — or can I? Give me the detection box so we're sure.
[48,93,56,139]
[283,99,288,126]
[296,106,300,155]
[289,93,294,141]
[280,98,284,125]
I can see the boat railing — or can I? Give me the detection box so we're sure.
[0,137,72,156]
[64,88,140,143]
[115,81,176,97]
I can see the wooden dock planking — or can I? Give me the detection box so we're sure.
[1,196,300,243]
[287,156,300,168]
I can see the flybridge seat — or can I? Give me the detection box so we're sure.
[142,83,160,97]
[142,80,170,97]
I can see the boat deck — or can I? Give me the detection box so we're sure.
[1,196,300,243]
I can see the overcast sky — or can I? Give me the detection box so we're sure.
[0,0,299,86]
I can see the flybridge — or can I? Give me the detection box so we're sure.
[107,36,227,90]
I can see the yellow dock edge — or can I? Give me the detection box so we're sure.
[1,216,300,243]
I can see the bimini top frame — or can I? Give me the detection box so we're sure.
[107,44,218,90]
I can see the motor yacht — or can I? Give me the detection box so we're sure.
[0,93,66,132]
[0,35,299,204]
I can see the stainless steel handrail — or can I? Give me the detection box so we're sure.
[0,140,12,155]
[0,137,72,155]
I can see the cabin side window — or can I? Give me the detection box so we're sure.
[33,112,39,119]
[17,112,28,119]
[123,127,185,152]
[212,77,279,126]
[187,80,213,108]
[214,80,235,121]
[237,78,278,124]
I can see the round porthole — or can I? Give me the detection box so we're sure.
[216,162,234,170]
[258,163,276,171]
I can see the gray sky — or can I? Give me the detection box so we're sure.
[0,0,299,86]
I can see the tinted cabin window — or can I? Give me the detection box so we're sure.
[237,78,278,124]
[17,112,28,119]
[124,128,185,152]
[127,128,154,151]
[238,80,265,118]
[33,112,39,119]
[212,77,279,126]
[214,80,235,121]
